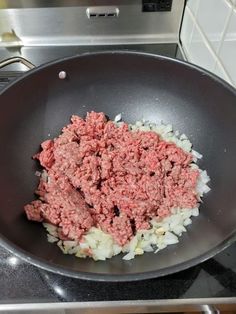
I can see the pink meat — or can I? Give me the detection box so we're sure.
[24,111,199,246]
[35,140,55,170]
[25,200,44,222]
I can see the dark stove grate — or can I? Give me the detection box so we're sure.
[0,71,22,91]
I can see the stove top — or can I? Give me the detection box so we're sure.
[1,242,236,304]
[0,44,236,311]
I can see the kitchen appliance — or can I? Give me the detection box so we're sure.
[0,0,236,312]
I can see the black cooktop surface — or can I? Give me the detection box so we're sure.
[1,243,236,303]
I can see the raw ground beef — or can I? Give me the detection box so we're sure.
[25,111,199,246]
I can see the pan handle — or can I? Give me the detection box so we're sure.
[0,56,35,70]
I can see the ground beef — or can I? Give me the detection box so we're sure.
[24,111,199,246]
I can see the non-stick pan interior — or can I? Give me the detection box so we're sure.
[0,52,236,280]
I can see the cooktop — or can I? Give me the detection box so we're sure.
[0,44,236,310]
[1,242,236,303]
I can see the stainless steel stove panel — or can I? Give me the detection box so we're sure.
[0,0,184,47]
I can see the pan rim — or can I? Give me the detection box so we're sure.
[0,231,235,281]
[0,50,236,281]
[0,50,236,97]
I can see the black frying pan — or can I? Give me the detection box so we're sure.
[0,51,236,281]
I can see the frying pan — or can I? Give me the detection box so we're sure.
[0,51,236,282]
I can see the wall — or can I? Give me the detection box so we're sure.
[180,0,236,87]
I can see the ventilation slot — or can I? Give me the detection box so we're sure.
[86,7,119,19]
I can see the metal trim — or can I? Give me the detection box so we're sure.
[0,0,136,8]
[0,57,35,70]
[0,298,235,312]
